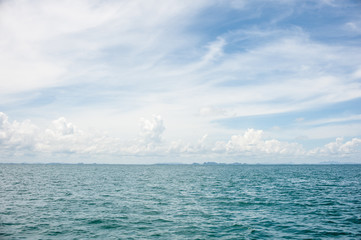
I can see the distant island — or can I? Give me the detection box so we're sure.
[0,161,359,165]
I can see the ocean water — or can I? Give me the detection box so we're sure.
[1,164,361,239]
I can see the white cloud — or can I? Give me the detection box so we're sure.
[310,137,361,156]
[1,1,361,162]
[202,37,226,63]
[199,106,227,117]
[167,31,361,126]
[167,134,209,154]
[290,123,361,140]
[213,128,305,155]
[0,114,167,156]
[1,112,361,163]
[0,0,212,96]
[139,115,165,147]
[303,114,361,126]
[345,21,361,33]
[0,112,38,151]
[34,116,123,154]
[1,2,360,117]
[352,67,361,79]
[319,0,337,7]
[35,117,85,153]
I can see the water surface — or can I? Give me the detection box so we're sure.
[1,164,361,239]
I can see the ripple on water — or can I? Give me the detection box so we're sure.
[1,164,361,239]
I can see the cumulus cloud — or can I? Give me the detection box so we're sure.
[139,115,165,145]
[1,113,308,159]
[0,113,168,156]
[0,112,38,151]
[0,113,166,156]
[0,112,123,155]
[0,113,360,163]
[213,129,305,155]
[35,117,89,153]
[310,137,361,156]
[168,134,209,154]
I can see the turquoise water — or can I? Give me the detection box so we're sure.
[1,164,361,239]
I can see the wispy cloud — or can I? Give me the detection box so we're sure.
[1,0,361,163]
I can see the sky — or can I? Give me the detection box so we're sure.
[1,0,361,164]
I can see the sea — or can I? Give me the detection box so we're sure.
[1,164,361,239]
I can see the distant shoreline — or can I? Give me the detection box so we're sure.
[1,162,360,165]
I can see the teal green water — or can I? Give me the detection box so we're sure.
[1,164,361,239]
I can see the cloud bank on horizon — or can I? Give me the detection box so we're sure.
[1,0,361,163]
[1,112,361,163]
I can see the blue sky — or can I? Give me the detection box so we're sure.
[1,0,361,164]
